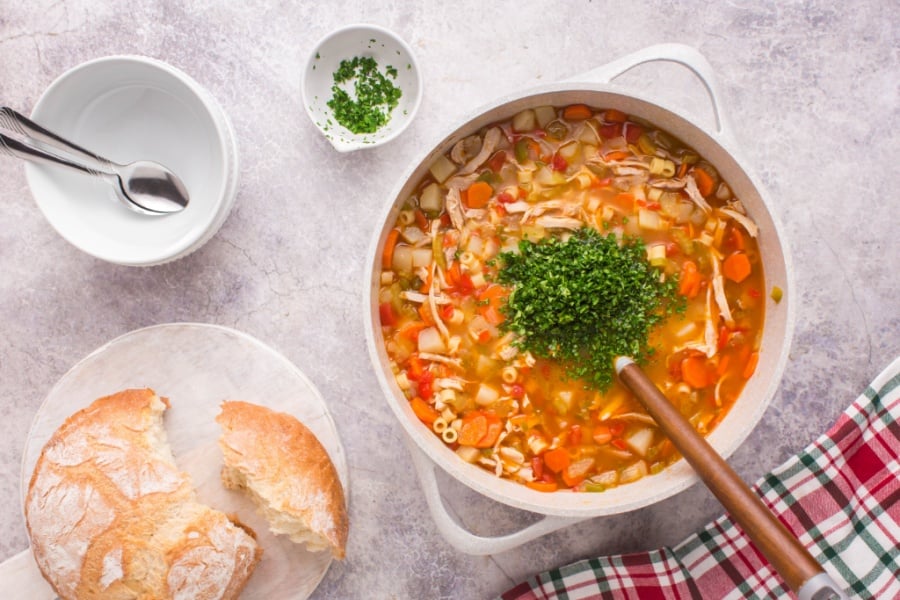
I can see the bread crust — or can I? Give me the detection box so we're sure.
[25,389,261,600]
[216,401,348,559]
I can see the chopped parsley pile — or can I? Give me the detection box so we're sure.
[327,56,402,134]
[497,229,683,391]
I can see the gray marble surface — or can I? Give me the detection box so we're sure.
[1,1,898,598]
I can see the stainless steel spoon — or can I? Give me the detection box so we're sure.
[0,107,189,215]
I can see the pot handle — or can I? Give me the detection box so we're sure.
[407,438,584,555]
[569,43,735,146]
[0,549,53,597]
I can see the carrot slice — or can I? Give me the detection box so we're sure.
[563,104,593,121]
[693,167,715,197]
[382,228,400,269]
[526,480,558,492]
[743,351,760,379]
[678,260,702,299]
[465,181,493,209]
[411,396,440,425]
[723,252,752,283]
[458,413,488,446]
[604,108,628,123]
[681,355,711,388]
[543,448,570,473]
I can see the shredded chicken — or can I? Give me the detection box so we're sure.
[418,353,463,368]
[450,135,482,165]
[711,253,735,327]
[535,215,583,230]
[429,263,450,342]
[648,178,686,190]
[719,208,759,238]
[684,174,713,213]
[459,127,502,175]
[400,290,452,304]
[445,187,465,230]
[434,377,465,391]
[445,172,481,190]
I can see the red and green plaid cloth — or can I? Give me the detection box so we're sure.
[500,357,900,600]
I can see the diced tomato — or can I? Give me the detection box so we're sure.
[531,456,544,480]
[510,384,525,399]
[608,421,625,437]
[599,122,622,139]
[748,288,761,299]
[551,154,568,172]
[611,439,628,451]
[496,191,515,203]
[624,123,643,144]
[406,354,425,380]
[665,242,680,257]
[379,302,397,327]
[418,370,434,400]
[414,209,428,230]
[440,304,455,321]
[488,150,507,173]
[477,330,492,344]
[569,425,583,446]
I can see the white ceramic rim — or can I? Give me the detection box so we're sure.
[25,55,239,266]
[301,23,423,152]
[364,82,795,518]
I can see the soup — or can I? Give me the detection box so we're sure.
[377,104,768,492]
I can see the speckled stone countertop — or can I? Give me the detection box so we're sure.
[0,2,897,598]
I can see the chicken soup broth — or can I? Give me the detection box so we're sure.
[378,104,766,492]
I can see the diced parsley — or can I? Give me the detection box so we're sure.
[327,56,402,134]
[496,228,682,391]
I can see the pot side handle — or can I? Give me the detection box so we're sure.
[407,438,584,555]
[0,549,54,597]
[569,43,736,146]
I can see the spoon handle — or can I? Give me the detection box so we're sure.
[614,358,848,600]
[0,107,115,173]
[0,132,110,179]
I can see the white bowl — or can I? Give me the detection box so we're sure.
[25,55,239,266]
[302,24,422,152]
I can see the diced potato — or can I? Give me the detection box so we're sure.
[534,105,557,128]
[456,446,481,463]
[552,390,574,415]
[391,245,413,274]
[578,122,599,145]
[558,141,580,161]
[512,109,536,133]
[474,383,500,406]
[401,226,425,244]
[619,460,649,483]
[625,428,655,457]
[417,326,446,354]
[412,247,433,269]
[419,182,443,214]
[638,209,668,231]
[429,154,457,183]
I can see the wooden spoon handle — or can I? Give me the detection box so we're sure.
[615,358,846,599]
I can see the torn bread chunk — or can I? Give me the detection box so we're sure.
[25,389,261,600]
[216,401,349,559]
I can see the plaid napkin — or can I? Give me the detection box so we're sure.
[499,357,900,600]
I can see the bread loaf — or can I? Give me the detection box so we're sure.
[25,389,261,600]
[216,401,348,559]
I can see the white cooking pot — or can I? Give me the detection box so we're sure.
[364,44,795,555]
